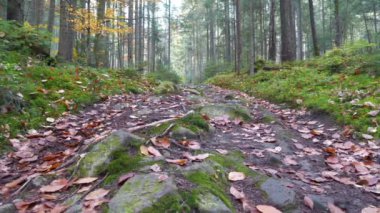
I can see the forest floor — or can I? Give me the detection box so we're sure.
[0,85,379,213]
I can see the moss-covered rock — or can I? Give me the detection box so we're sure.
[0,203,16,213]
[197,192,232,213]
[154,81,178,95]
[76,131,144,177]
[199,104,252,122]
[108,173,178,212]
[170,126,198,140]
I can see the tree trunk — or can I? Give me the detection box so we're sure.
[0,0,7,19]
[58,0,76,62]
[235,0,242,74]
[168,0,171,69]
[280,0,297,62]
[127,0,133,67]
[134,0,139,67]
[334,0,342,47]
[224,0,231,63]
[249,0,255,75]
[94,0,107,67]
[268,0,276,61]
[363,12,371,43]
[47,0,55,33]
[296,0,303,60]
[29,0,44,27]
[151,1,157,72]
[321,0,326,52]
[308,0,320,56]
[7,0,24,23]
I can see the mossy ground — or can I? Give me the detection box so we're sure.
[143,113,210,137]
[208,44,380,138]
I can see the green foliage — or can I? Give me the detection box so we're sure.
[204,62,233,80]
[177,113,210,132]
[154,81,178,95]
[0,20,50,60]
[147,70,181,84]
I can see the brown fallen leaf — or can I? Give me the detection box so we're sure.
[181,140,201,150]
[284,156,298,166]
[328,202,346,213]
[325,147,337,156]
[77,186,92,193]
[352,162,370,175]
[151,136,171,148]
[166,159,188,166]
[147,146,162,157]
[304,196,314,209]
[73,177,98,185]
[5,175,27,188]
[228,172,245,181]
[256,204,282,213]
[40,179,69,193]
[84,188,109,201]
[118,173,136,186]
[230,186,245,200]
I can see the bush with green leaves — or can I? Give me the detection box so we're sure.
[147,69,181,84]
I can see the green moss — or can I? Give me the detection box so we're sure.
[177,113,210,133]
[140,192,197,213]
[154,81,177,95]
[209,152,268,186]
[185,171,234,211]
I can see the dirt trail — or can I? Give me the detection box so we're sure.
[0,85,379,213]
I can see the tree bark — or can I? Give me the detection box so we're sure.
[334,0,342,47]
[296,0,303,60]
[58,0,76,62]
[94,0,107,67]
[127,0,133,67]
[280,0,297,62]
[308,0,320,56]
[249,0,255,75]
[47,0,55,33]
[268,0,276,61]
[235,0,242,74]
[7,0,24,23]
[224,0,231,63]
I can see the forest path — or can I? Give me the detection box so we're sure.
[0,85,379,212]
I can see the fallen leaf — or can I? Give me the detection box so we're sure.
[5,176,27,188]
[362,134,374,140]
[352,162,370,175]
[140,145,149,156]
[151,136,171,148]
[46,117,55,123]
[325,147,337,156]
[256,205,282,213]
[368,110,380,117]
[84,188,109,201]
[304,196,314,209]
[230,186,245,199]
[228,172,245,181]
[77,186,92,193]
[361,206,380,213]
[311,129,323,136]
[147,146,162,157]
[216,149,229,155]
[40,179,69,193]
[73,177,98,185]
[118,173,136,186]
[301,133,314,139]
[166,159,188,166]
[183,152,210,161]
[328,202,345,213]
[284,156,298,166]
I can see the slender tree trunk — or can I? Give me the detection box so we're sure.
[268,0,276,61]
[127,0,133,67]
[296,0,303,60]
[235,0,242,74]
[94,0,107,67]
[374,3,378,44]
[58,0,76,62]
[363,12,371,43]
[151,1,157,72]
[334,0,342,47]
[321,0,326,52]
[0,0,7,19]
[280,0,297,62]
[224,0,231,63]
[308,0,320,56]
[7,0,24,23]
[30,0,44,27]
[47,0,55,33]
[168,0,171,69]
[134,0,139,67]
[249,0,255,75]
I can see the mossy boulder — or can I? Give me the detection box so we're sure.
[170,126,198,140]
[0,203,16,213]
[154,81,178,95]
[199,104,252,122]
[76,131,144,177]
[197,192,231,213]
[108,173,178,212]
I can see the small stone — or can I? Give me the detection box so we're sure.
[0,203,17,213]
[260,178,297,208]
